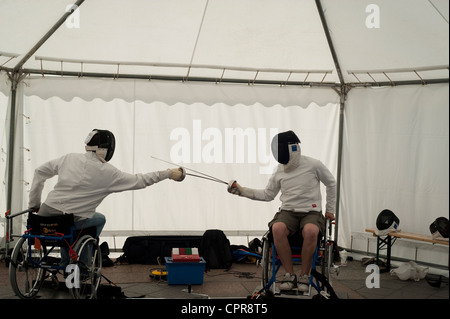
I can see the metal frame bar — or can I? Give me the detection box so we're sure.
[3,66,446,88]
[34,55,334,75]
[347,65,449,74]
[19,67,339,88]
[348,78,449,87]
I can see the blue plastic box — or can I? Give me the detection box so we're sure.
[164,257,206,285]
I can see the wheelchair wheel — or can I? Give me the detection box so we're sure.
[9,237,46,299]
[321,221,334,284]
[322,240,332,282]
[261,235,276,296]
[69,235,102,299]
[311,238,338,299]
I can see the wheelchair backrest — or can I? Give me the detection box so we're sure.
[27,213,74,239]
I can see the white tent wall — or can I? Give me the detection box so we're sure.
[2,76,449,265]
[17,76,339,249]
[340,84,449,266]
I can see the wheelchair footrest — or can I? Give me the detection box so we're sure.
[279,288,310,296]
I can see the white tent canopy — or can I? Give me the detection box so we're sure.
[1,0,448,84]
[1,0,448,266]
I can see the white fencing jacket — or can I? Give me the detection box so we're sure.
[28,152,170,220]
[246,155,336,214]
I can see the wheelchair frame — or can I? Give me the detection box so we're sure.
[6,209,102,299]
[257,219,337,299]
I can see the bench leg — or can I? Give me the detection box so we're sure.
[376,235,392,273]
[385,236,391,271]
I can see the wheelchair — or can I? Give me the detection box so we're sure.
[256,219,337,299]
[6,209,102,299]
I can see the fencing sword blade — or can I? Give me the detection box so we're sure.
[185,173,228,185]
[150,156,227,184]
[150,156,180,168]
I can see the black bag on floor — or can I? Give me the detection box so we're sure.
[199,229,232,270]
[120,235,202,264]
[100,242,114,267]
[97,284,127,299]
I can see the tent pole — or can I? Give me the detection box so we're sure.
[6,74,18,212]
[5,70,27,212]
[334,86,348,246]
[316,0,347,245]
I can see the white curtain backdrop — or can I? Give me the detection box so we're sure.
[340,84,449,265]
[1,73,448,266]
[18,76,339,247]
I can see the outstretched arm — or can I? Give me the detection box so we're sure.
[227,172,280,202]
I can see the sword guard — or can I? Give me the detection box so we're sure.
[177,167,186,182]
[227,180,237,193]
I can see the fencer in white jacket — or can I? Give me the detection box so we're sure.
[228,130,336,292]
[28,129,184,265]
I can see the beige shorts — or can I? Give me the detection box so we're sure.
[268,210,325,235]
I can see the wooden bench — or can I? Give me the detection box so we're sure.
[365,228,448,271]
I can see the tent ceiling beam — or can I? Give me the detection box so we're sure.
[349,65,449,86]
[34,55,334,75]
[347,78,449,87]
[347,65,449,74]
[3,62,448,89]
[5,66,446,89]
[20,68,339,88]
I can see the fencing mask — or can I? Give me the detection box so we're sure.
[271,131,301,171]
[375,209,400,235]
[429,217,449,240]
[85,129,116,162]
